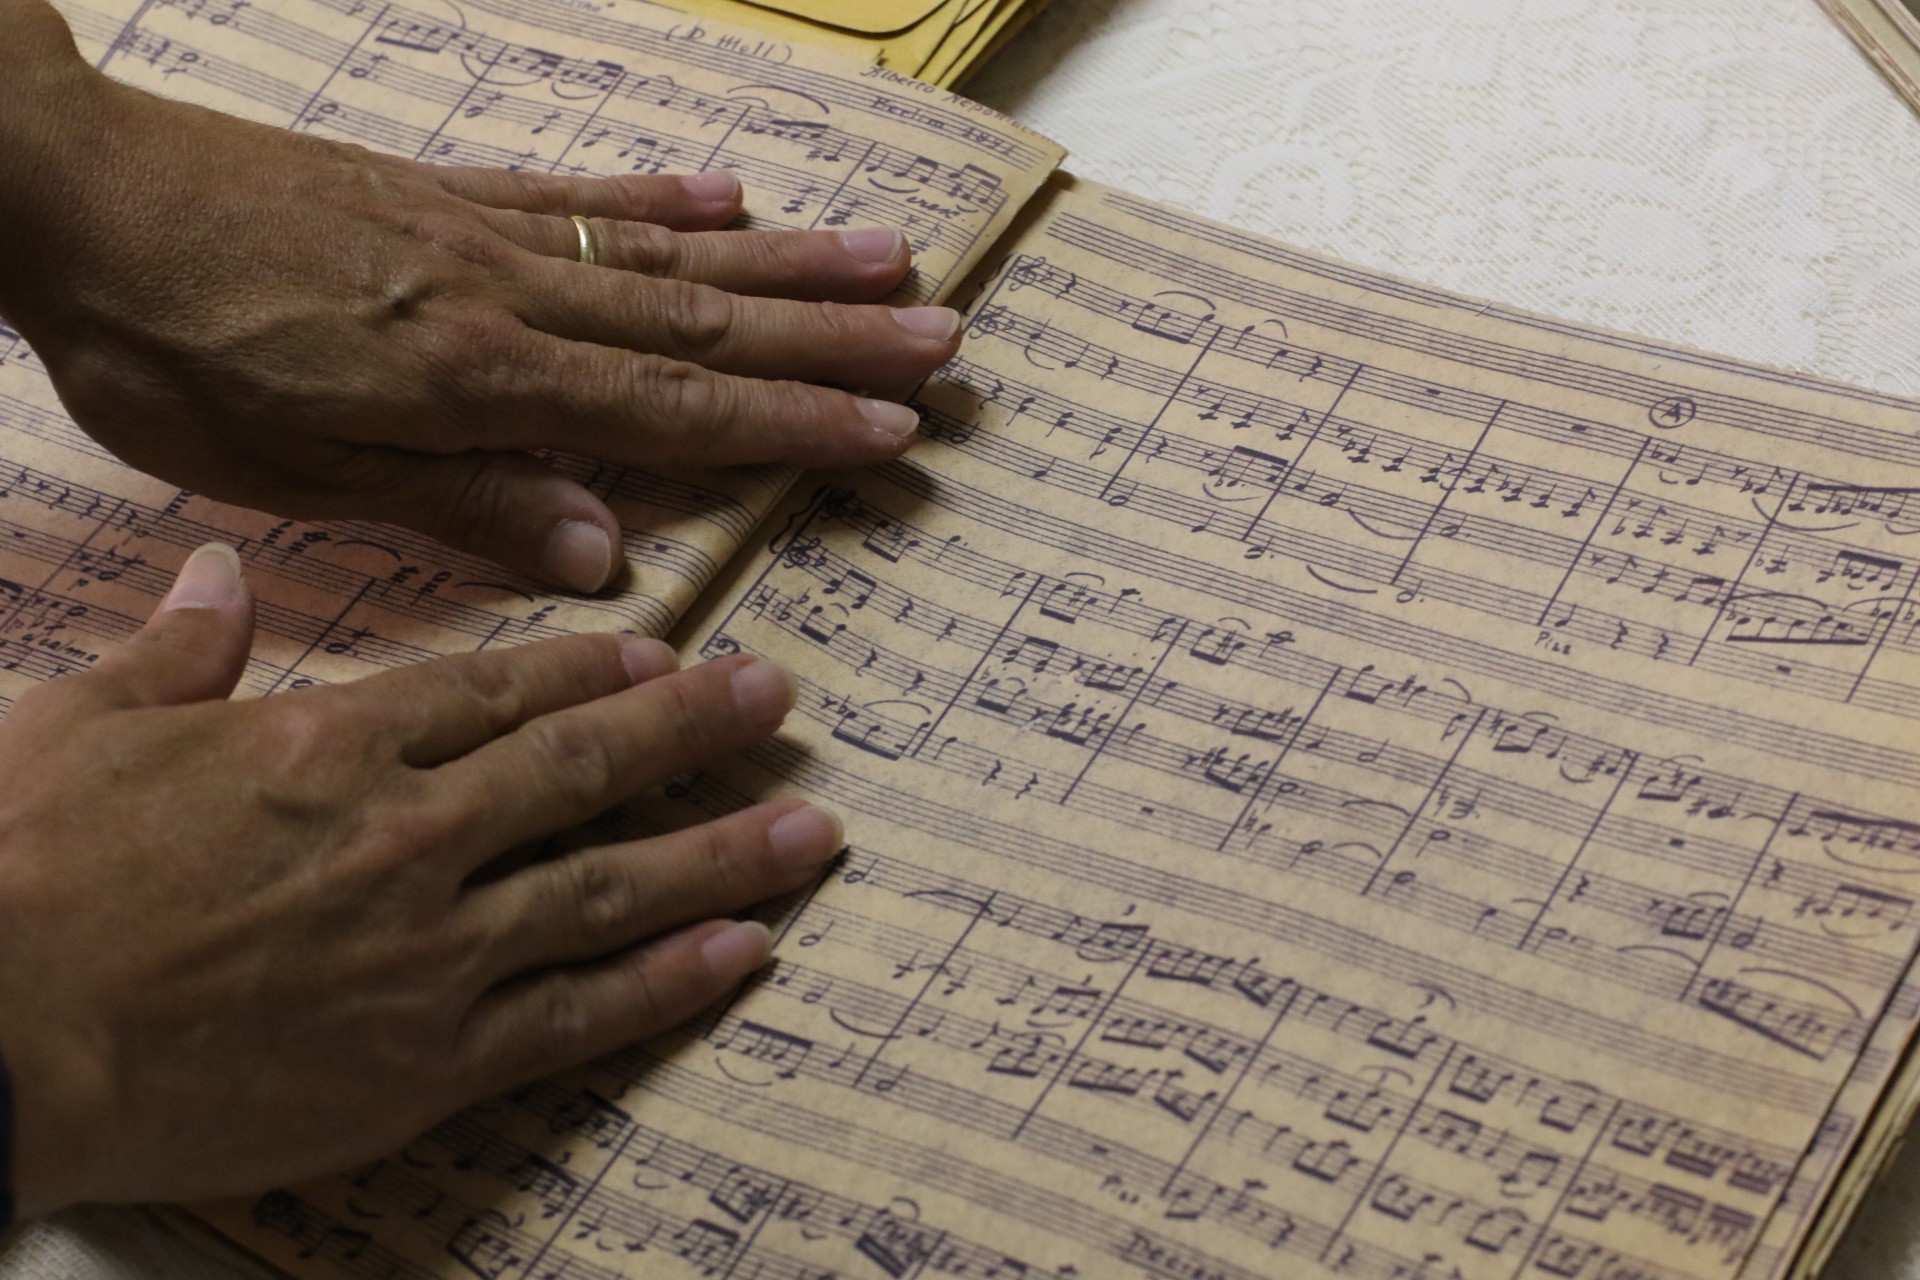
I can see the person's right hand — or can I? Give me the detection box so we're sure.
[0,4,961,592]
[0,543,839,1216]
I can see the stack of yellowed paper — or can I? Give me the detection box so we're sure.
[1822,0,1920,113]
[22,0,1920,1277]
[655,0,1049,86]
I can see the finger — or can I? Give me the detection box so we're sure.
[435,167,743,231]
[477,339,924,469]
[437,654,797,861]
[338,632,680,767]
[484,210,911,301]
[466,801,841,977]
[455,918,771,1096]
[343,450,625,593]
[54,543,256,716]
[513,265,961,386]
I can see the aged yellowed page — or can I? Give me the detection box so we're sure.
[645,0,1015,86]
[0,0,1059,721]
[631,0,887,62]
[178,176,1920,1280]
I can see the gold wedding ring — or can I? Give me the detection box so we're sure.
[570,214,599,267]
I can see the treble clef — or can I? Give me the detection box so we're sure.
[1008,256,1077,296]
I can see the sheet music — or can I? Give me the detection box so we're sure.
[0,0,1059,722]
[178,177,1920,1280]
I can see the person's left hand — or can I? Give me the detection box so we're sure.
[0,543,839,1213]
[0,16,959,591]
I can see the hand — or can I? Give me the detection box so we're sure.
[0,14,960,591]
[0,544,840,1213]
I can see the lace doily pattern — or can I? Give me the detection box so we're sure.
[971,0,1920,401]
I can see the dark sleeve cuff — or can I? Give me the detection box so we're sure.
[0,1046,14,1233]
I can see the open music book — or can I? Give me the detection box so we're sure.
[8,2,1920,1278]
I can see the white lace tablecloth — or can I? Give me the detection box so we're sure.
[5,0,1918,1275]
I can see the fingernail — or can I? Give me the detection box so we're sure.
[838,227,905,264]
[160,542,243,612]
[544,520,614,593]
[619,636,679,684]
[858,397,921,440]
[681,170,740,203]
[702,920,773,978]
[767,805,843,870]
[729,657,796,724]
[893,306,961,341]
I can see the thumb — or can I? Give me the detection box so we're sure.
[369,452,624,594]
[85,542,256,709]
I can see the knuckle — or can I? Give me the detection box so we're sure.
[764,381,833,445]
[626,958,667,1030]
[445,652,527,729]
[436,911,502,981]
[614,222,679,276]
[436,457,518,548]
[478,171,554,209]
[411,212,517,273]
[453,311,527,372]
[465,347,549,441]
[228,695,381,831]
[542,982,591,1058]
[333,147,412,203]
[761,235,810,276]
[614,172,673,208]
[560,854,637,935]
[363,1014,443,1085]
[651,675,716,760]
[657,283,734,356]
[524,715,616,807]
[810,300,870,346]
[637,358,720,428]
[367,793,464,864]
[262,695,342,771]
[413,310,524,404]
[517,175,570,210]
[715,234,782,282]
[688,821,741,892]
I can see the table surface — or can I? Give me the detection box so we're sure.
[5,0,1920,1275]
